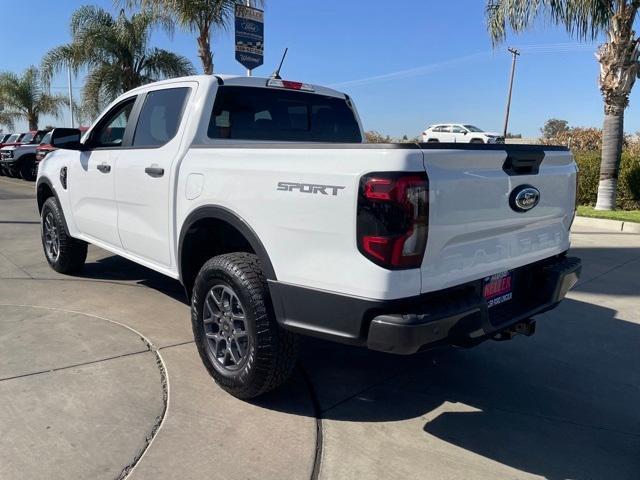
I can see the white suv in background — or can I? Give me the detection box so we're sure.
[422,124,504,144]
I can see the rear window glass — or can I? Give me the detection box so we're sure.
[207,86,362,143]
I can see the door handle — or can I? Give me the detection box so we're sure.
[145,166,164,177]
[97,163,111,173]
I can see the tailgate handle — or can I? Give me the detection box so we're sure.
[502,149,545,176]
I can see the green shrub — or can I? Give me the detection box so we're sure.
[574,151,640,210]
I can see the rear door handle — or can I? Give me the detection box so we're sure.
[145,166,164,177]
[97,163,111,173]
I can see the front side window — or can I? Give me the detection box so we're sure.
[90,98,136,148]
[208,86,362,143]
[451,125,466,133]
[133,87,190,148]
[463,125,484,132]
[32,131,47,143]
[21,133,34,144]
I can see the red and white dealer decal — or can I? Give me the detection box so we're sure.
[483,271,513,308]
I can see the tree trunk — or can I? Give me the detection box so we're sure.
[593,5,640,211]
[197,28,214,75]
[27,112,38,131]
[595,109,624,210]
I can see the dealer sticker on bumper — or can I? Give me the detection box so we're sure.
[483,271,513,308]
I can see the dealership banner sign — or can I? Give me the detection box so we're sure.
[235,5,264,71]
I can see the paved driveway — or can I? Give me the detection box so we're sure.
[1,176,639,479]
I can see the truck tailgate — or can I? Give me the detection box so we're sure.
[420,145,576,294]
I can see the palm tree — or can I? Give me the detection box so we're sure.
[41,6,195,116]
[0,66,67,130]
[486,1,640,211]
[122,0,261,75]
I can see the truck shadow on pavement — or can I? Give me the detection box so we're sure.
[78,253,188,304]
[259,296,640,479]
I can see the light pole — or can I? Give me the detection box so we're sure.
[67,66,74,128]
[503,47,520,139]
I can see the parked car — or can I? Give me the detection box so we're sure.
[36,75,581,399]
[422,123,505,144]
[0,130,50,180]
[0,133,25,176]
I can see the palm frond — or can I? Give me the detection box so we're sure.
[143,48,196,78]
[486,0,613,45]
[0,66,67,129]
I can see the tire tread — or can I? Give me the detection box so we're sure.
[191,252,298,399]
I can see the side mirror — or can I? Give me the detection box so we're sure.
[51,128,84,150]
[462,131,468,135]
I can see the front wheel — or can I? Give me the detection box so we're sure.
[41,197,87,273]
[19,157,36,181]
[191,253,299,399]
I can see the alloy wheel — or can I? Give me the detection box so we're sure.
[43,212,60,263]
[203,284,250,372]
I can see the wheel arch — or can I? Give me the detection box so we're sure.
[36,176,76,239]
[36,176,57,213]
[178,206,277,298]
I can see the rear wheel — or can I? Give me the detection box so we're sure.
[41,197,87,273]
[191,253,298,399]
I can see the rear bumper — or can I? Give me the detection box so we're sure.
[269,254,581,354]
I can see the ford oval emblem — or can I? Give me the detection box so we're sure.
[510,185,540,212]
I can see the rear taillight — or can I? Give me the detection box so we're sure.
[357,172,429,269]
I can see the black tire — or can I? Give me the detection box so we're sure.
[19,157,37,181]
[191,252,298,399]
[41,197,87,274]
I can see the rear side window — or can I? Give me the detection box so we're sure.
[133,87,190,148]
[208,86,362,143]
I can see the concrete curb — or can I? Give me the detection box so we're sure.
[574,215,640,234]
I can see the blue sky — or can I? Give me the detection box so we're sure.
[1,0,638,137]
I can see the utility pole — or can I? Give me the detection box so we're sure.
[502,47,520,139]
[67,66,74,128]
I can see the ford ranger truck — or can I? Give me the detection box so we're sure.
[35,75,581,399]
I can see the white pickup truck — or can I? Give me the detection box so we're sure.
[36,75,581,399]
